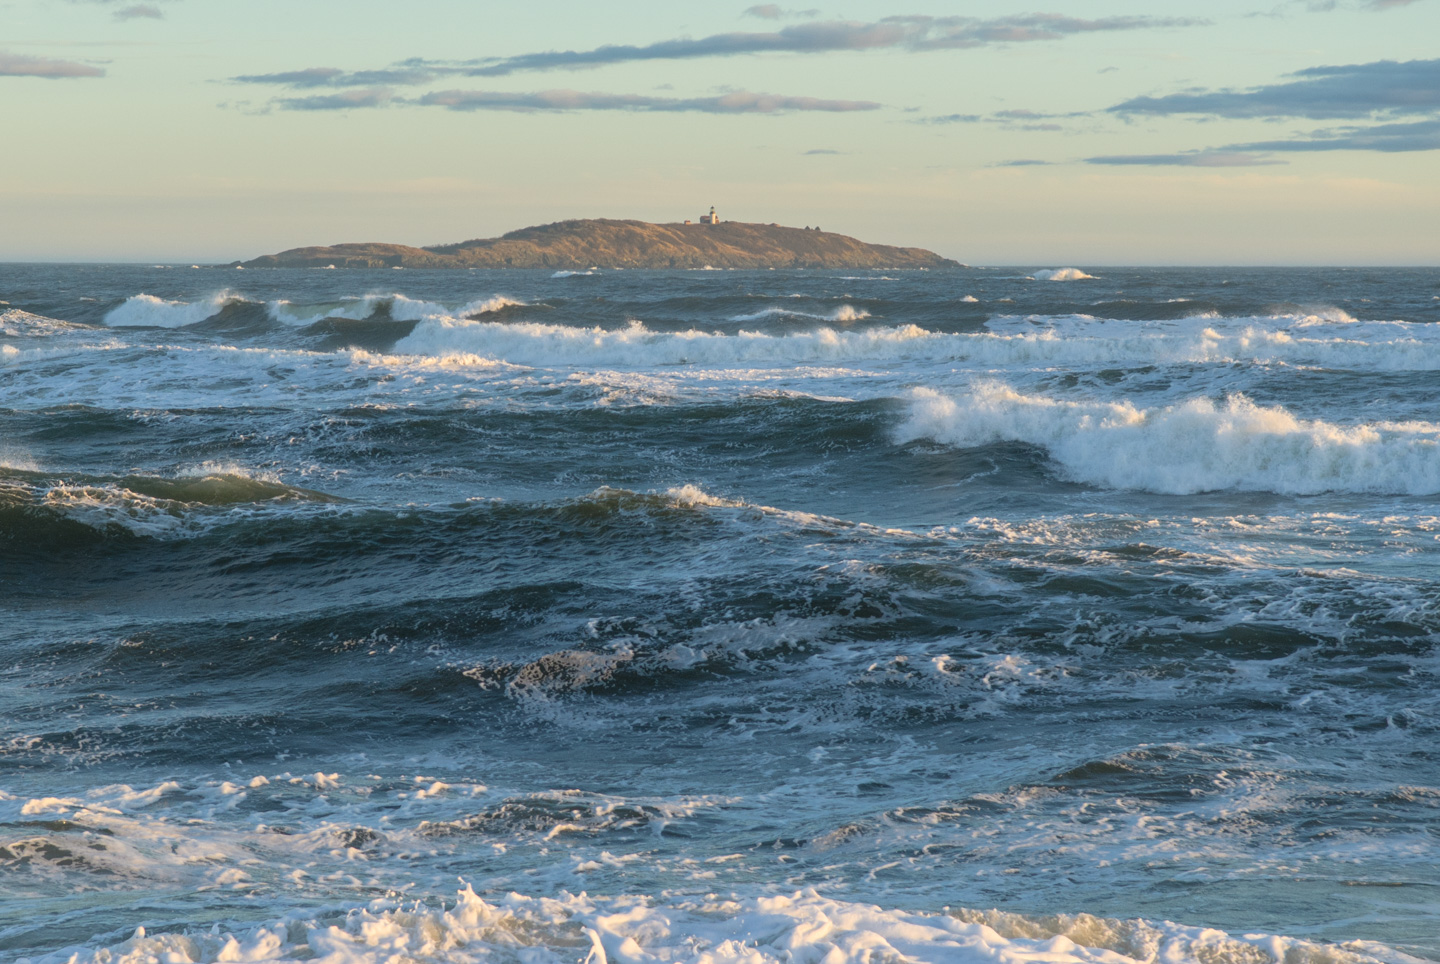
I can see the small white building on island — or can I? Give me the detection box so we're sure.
[699,206,719,224]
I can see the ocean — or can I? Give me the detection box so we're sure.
[2,263,1438,963]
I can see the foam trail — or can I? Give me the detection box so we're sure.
[901,382,1440,495]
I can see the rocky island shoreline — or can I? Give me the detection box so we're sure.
[234,218,960,270]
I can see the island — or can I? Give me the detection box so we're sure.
[234,214,960,270]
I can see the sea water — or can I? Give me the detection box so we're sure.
[1,264,1438,963]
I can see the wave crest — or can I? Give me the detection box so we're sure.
[900,383,1440,495]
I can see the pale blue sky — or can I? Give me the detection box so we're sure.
[2,0,1437,263]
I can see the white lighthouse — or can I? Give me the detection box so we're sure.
[699,205,719,225]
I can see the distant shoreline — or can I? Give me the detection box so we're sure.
[232,218,963,271]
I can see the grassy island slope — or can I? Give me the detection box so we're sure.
[237,219,960,270]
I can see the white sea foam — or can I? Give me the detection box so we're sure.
[901,382,1440,495]
[28,886,1409,964]
[727,304,870,323]
[983,312,1440,371]
[1032,268,1096,282]
[104,291,238,328]
[0,309,88,337]
[553,269,598,278]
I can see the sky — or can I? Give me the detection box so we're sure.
[1,0,1438,264]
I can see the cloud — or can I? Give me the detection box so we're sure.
[232,66,438,87]
[744,4,820,17]
[803,148,842,154]
[1085,151,1283,166]
[114,4,162,18]
[70,0,177,15]
[1368,0,1422,7]
[1111,58,1440,119]
[275,87,398,111]
[415,88,881,114]
[1236,116,1440,152]
[993,159,1052,166]
[920,113,983,124]
[0,50,104,78]
[918,108,1082,128]
[455,14,1203,76]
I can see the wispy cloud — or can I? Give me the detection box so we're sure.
[744,4,820,19]
[1111,58,1440,119]
[276,87,397,111]
[233,66,438,88]
[0,50,105,78]
[804,148,843,154]
[1086,151,1283,167]
[918,108,1083,128]
[1085,116,1440,164]
[919,113,983,124]
[452,14,1203,77]
[1368,0,1423,8]
[1237,116,1440,152]
[267,85,881,114]
[416,88,881,114]
[114,4,163,19]
[70,0,177,18]
[994,158,1052,166]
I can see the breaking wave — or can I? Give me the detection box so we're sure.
[900,382,1440,495]
[103,292,526,329]
[395,318,920,367]
[391,313,1440,373]
[272,293,525,325]
[1033,268,1096,282]
[104,291,242,328]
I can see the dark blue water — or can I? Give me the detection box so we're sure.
[3,264,1439,963]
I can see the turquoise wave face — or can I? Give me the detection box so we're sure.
[3,265,1440,963]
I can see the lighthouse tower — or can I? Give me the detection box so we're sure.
[699,205,719,225]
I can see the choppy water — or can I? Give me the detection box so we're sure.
[2,263,1439,964]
